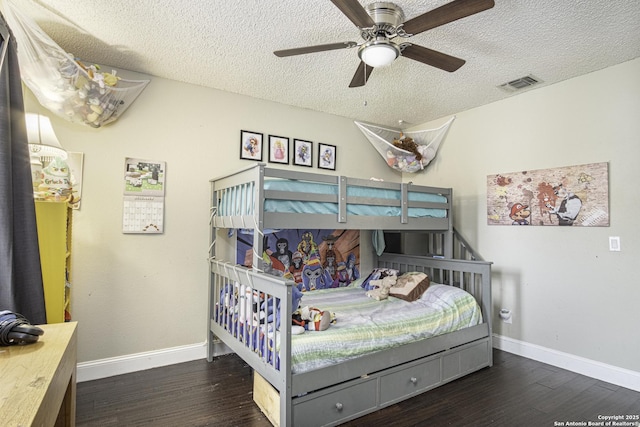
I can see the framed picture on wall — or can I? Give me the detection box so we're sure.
[293,139,313,167]
[268,135,290,164]
[240,130,263,161]
[318,143,336,170]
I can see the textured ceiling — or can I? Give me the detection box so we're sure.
[6,0,640,128]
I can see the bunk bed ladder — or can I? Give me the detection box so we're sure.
[452,227,484,261]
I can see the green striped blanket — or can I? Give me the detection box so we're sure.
[289,284,482,374]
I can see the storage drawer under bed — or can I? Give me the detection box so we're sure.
[254,372,378,427]
[379,339,489,406]
[442,339,490,382]
[293,377,378,426]
[379,357,441,405]
[252,338,491,427]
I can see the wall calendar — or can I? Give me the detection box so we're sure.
[122,158,166,233]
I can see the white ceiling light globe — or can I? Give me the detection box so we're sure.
[359,42,399,68]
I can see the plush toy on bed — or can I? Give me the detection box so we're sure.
[292,306,333,331]
[366,275,397,301]
[389,272,431,302]
[362,268,399,290]
[260,285,304,330]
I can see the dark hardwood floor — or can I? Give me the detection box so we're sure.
[76,349,640,426]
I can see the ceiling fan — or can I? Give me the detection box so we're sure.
[274,0,495,87]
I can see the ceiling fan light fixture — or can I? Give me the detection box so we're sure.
[359,40,399,68]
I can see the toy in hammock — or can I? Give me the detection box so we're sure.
[3,0,149,128]
[355,116,455,173]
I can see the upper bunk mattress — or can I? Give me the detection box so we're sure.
[218,178,448,218]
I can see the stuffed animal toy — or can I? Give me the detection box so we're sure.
[238,287,258,323]
[292,306,333,331]
[392,133,423,161]
[260,285,303,330]
[362,268,399,290]
[366,275,397,301]
[386,150,397,167]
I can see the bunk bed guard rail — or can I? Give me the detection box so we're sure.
[210,164,451,225]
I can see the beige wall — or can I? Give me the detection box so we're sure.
[25,57,639,377]
[408,58,640,373]
[24,75,396,363]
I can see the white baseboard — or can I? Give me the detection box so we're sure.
[493,334,640,392]
[78,337,640,393]
[77,342,207,383]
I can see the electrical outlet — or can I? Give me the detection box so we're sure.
[499,309,512,324]
[609,236,621,251]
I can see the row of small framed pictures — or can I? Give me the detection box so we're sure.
[240,130,336,170]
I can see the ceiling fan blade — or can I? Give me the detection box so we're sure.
[349,61,374,88]
[401,44,465,72]
[331,0,376,28]
[274,41,357,57]
[402,0,495,35]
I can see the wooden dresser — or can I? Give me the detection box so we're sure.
[0,322,78,426]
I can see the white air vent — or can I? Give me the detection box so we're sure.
[498,75,543,92]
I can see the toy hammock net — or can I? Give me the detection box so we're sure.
[355,116,455,173]
[2,0,149,127]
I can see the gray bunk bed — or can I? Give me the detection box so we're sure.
[207,164,492,427]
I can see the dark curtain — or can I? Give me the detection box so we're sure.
[0,12,46,324]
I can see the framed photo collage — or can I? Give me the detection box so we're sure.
[240,130,336,170]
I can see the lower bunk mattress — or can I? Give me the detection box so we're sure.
[216,282,482,374]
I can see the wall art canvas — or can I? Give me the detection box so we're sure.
[487,162,609,226]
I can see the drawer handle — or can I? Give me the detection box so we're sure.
[335,402,343,411]
[410,377,418,384]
